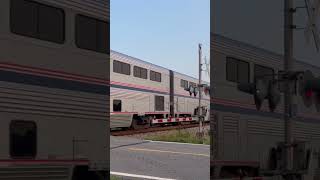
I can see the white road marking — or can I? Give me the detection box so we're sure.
[145,140,210,146]
[128,147,209,157]
[111,171,176,180]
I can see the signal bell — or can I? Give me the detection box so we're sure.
[184,85,198,97]
[268,81,281,112]
[238,79,281,112]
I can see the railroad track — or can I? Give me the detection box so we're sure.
[111,122,209,136]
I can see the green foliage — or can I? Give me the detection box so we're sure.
[145,129,210,145]
[110,175,122,180]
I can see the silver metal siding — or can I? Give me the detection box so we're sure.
[41,0,109,20]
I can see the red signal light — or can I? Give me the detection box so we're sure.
[306,89,313,98]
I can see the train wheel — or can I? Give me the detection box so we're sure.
[144,116,152,128]
[131,119,145,130]
[132,117,152,129]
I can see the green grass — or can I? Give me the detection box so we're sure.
[110,175,122,180]
[145,129,210,145]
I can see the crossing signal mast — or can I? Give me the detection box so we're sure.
[237,0,320,178]
[184,44,210,138]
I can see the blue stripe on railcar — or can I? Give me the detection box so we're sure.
[0,70,109,94]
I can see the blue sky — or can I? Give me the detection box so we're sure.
[111,0,210,81]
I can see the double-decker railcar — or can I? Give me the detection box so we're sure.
[0,0,109,179]
[210,34,320,178]
[110,50,210,129]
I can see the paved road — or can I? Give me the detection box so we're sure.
[110,136,209,180]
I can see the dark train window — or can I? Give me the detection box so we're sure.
[226,57,250,83]
[134,66,148,79]
[10,121,37,158]
[97,20,109,54]
[113,60,130,75]
[113,100,122,112]
[254,64,274,81]
[150,70,161,82]
[181,79,188,88]
[155,96,164,111]
[10,0,65,44]
[122,62,131,75]
[76,15,109,54]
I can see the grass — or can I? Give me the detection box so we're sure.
[144,129,210,145]
[110,175,122,180]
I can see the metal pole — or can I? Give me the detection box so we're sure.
[199,43,203,135]
[284,0,294,179]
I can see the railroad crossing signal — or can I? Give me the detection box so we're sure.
[238,70,320,112]
[203,84,210,96]
[238,79,281,112]
[298,70,320,111]
[185,84,210,97]
[184,85,198,97]
[268,81,281,112]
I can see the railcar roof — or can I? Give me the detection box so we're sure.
[111,50,209,83]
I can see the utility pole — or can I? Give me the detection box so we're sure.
[284,0,294,179]
[198,43,203,136]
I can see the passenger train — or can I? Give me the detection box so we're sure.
[110,50,210,129]
[0,0,109,180]
[210,34,320,179]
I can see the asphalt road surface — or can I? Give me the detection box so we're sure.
[110,136,210,180]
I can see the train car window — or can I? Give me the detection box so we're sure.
[134,66,148,79]
[134,66,141,77]
[226,57,238,82]
[113,100,122,112]
[10,120,37,158]
[113,60,130,75]
[113,60,121,73]
[76,15,96,51]
[150,71,155,81]
[141,68,148,79]
[10,0,65,44]
[150,71,162,82]
[155,96,164,111]
[38,3,65,43]
[238,60,250,83]
[97,21,110,54]
[122,63,131,75]
[156,72,161,82]
[181,79,189,88]
[226,57,249,83]
[76,15,109,54]
[10,0,38,38]
[254,64,274,81]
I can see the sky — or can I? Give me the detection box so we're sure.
[212,0,320,66]
[111,0,210,81]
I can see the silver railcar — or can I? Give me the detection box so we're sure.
[110,50,210,129]
[0,0,109,179]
